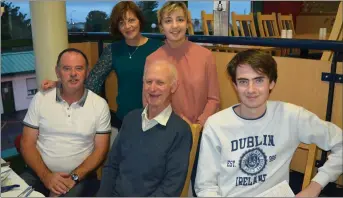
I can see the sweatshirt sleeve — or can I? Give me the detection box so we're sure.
[196,53,220,126]
[296,107,343,188]
[194,120,221,197]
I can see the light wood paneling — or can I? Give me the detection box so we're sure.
[296,14,336,34]
[105,71,118,111]
[69,42,99,69]
[321,2,343,61]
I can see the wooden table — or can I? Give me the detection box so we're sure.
[293,33,329,40]
[271,33,329,40]
[198,43,280,56]
[270,33,330,58]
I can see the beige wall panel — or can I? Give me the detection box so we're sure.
[69,42,99,69]
[105,71,118,111]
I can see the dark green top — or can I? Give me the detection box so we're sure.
[85,38,163,120]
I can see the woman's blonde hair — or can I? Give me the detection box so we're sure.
[157,1,192,31]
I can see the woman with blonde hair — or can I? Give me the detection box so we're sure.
[144,1,220,126]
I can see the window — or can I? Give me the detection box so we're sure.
[229,1,252,23]
[66,1,160,33]
[188,1,252,34]
[188,2,213,33]
[26,78,37,96]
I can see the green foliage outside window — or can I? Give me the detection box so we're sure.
[1,1,32,40]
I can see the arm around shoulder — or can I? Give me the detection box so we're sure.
[85,45,113,95]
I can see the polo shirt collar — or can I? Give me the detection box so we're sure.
[142,104,172,126]
[55,86,88,107]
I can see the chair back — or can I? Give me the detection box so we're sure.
[201,10,214,35]
[277,13,296,35]
[231,12,257,37]
[290,143,318,190]
[180,124,202,197]
[187,10,194,35]
[321,1,343,61]
[257,12,280,37]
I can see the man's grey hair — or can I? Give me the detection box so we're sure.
[143,60,178,84]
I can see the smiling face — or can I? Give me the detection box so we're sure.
[234,64,275,116]
[55,52,88,93]
[118,10,141,41]
[143,61,177,110]
[160,7,188,47]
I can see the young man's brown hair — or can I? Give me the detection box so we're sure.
[227,49,278,84]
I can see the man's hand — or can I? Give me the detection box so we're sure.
[296,181,322,197]
[41,172,74,195]
[41,80,57,91]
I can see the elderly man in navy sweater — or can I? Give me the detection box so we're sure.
[97,60,192,197]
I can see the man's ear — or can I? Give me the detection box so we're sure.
[86,67,90,78]
[232,81,238,92]
[55,66,60,80]
[269,80,276,91]
[171,79,178,94]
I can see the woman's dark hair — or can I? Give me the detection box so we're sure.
[109,2,145,37]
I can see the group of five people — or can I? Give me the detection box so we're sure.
[20,1,342,197]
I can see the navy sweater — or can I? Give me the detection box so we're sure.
[97,109,192,197]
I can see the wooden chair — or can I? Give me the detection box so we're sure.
[96,164,104,180]
[180,124,202,197]
[201,10,214,35]
[277,13,299,56]
[277,13,296,35]
[321,1,343,61]
[290,143,318,190]
[257,12,280,37]
[231,12,257,37]
[187,11,194,35]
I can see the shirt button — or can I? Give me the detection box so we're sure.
[68,115,70,117]
[67,108,70,110]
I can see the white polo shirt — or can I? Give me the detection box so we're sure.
[23,87,111,173]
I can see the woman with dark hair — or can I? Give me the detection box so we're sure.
[41,2,162,128]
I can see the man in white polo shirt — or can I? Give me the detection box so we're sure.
[20,48,111,197]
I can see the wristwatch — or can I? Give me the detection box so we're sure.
[70,173,79,183]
